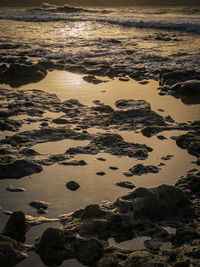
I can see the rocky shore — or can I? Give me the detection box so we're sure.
[0,59,200,266]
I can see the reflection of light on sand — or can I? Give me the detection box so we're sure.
[14,70,200,123]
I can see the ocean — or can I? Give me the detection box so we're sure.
[0,4,200,72]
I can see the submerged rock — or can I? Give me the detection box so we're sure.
[2,211,27,243]
[0,159,43,179]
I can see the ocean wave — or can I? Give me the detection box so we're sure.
[103,19,200,34]
[0,9,199,35]
[28,4,95,13]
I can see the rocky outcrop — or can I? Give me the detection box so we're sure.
[0,63,47,87]
[0,159,43,179]
[0,234,27,267]
[2,211,27,243]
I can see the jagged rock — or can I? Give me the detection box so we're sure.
[0,234,27,266]
[2,211,27,243]
[0,159,43,179]
[119,184,192,222]
[176,131,200,158]
[128,164,160,176]
[115,99,151,110]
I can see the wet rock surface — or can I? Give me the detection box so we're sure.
[30,172,199,266]
[0,159,43,179]
[0,63,47,87]
[0,71,200,266]
[158,69,200,103]
[127,164,160,176]
[2,211,28,243]
[0,234,27,267]
[66,181,80,191]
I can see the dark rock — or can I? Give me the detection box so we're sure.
[115,99,151,110]
[157,135,167,140]
[120,184,192,221]
[180,80,200,95]
[116,181,135,189]
[0,159,43,179]
[66,181,80,191]
[52,118,68,124]
[109,166,119,170]
[128,164,160,176]
[96,157,106,161]
[176,131,200,158]
[176,169,200,195]
[93,104,114,113]
[75,237,104,265]
[0,63,47,87]
[83,75,107,84]
[119,77,130,82]
[0,234,27,266]
[2,211,27,243]
[60,160,87,166]
[161,155,174,160]
[29,200,49,210]
[35,227,75,266]
[96,172,106,176]
[6,185,26,192]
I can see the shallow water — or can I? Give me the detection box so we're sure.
[5,70,200,123]
[0,5,200,265]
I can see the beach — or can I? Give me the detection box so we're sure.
[0,3,200,267]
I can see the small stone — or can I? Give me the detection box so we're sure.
[96,172,106,176]
[119,77,130,82]
[96,158,106,161]
[109,166,119,170]
[6,185,26,192]
[161,155,174,160]
[38,208,47,214]
[66,181,80,191]
[157,135,167,140]
[29,200,49,210]
[116,181,135,189]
